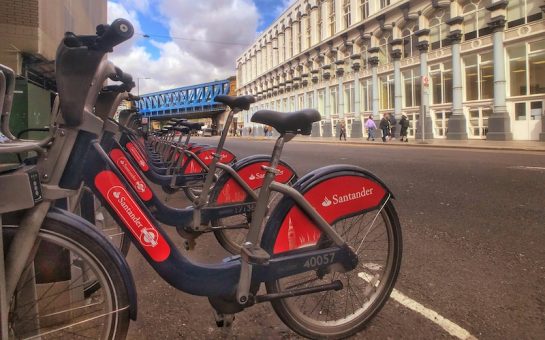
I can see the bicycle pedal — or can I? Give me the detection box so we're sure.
[241,244,270,265]
[183,238,196,251]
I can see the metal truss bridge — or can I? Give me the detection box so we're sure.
[136,79,231,119]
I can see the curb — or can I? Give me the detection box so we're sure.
[232,136,545,153]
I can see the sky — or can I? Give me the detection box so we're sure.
[107,0,295,95]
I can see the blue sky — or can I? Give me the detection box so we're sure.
[107,0,294,94]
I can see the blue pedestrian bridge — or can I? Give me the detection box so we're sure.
[136,79,232,119]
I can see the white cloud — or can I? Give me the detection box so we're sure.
[106,0,259,95]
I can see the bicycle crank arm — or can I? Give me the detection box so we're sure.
[254,280,343,303]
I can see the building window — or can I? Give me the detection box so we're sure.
[508,40,545,96]
[429,9,450,50]
[360,78,372,112]
[318,89,326,116]
[343,0,351,28]
[317,4,323,40]
[378,35,392,65]
[328,0,336,36]
[298,94,304,110]
[379,74,394,110]
[343,82,355,114]
[305,14,311,48]
[463,0,492,41]
[402,68,421,108]
[464,52,493,101]
[380,0,391,9]
[360,0,369,20]
[330,86,338,115]
[402,24,418,58]
[507,0,543,28]
[430,62,453,104]
[297,20,302,54]
[307,91,314,109]
[434,110,452,137]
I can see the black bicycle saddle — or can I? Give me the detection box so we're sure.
[251,109,321,135]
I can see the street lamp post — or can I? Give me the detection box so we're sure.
[136,77,151,96]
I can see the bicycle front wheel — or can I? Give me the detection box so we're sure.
[4,217,131,339]
[266,200,402,339]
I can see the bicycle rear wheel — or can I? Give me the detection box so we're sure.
[4,217,131,339]
[265,200,402,339]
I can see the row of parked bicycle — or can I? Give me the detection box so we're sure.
[0,19,402,339]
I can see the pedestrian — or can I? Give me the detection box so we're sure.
[249,127,252,136]
[364,114,376,141]
[264,126,269,137]
[389,114,397,140]
[399,114,410,142]
[339,122,347,141]
[379,113,390,142]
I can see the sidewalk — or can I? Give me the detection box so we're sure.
[239,135,545,152]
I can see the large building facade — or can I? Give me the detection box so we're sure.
[236,0,545,141]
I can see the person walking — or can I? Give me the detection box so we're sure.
[339,122,347,141]
[389,114,397,140]
[364,114,377,141]
[399,114,410,142]
[379,113,390,142]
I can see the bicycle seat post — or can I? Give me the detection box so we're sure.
[236,133,289,305]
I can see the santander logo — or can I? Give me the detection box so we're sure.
[94,170,170,262]
[110,149,152,201]
[321,186,375,207]
[249,169,284,181]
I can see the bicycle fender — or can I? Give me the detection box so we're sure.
[211,154,298,204]
[261,164,394,255]
[46,207,138,320]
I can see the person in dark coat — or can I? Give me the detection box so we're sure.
[389,114,397,140]
[379,113,390,142]
[399,114,410,142]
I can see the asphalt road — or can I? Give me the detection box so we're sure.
[126,138,545,339]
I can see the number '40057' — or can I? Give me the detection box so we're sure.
[303,253,335,268]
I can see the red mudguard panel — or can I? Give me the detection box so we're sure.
[217,162,295,204]
[95,171,170,262]
[273,176,387,254]
[109,149,153,201]
[184,149,236,174]
[126,142,149,171]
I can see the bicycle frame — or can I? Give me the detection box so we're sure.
[75,133,357,298]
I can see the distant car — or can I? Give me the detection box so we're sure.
[202,128,214,137]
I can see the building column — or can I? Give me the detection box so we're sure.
[446,30,468,139]
[311,86,321,136]
[368,52,380,120]
[415,41,434,139]
[486,1,514,140]
[285,26,292,60]
[292,19,300,56]
[310,5,319,46]
[392,50,402,138]
[323,85,332,137]
[278,32,285,63]
[351,63,363,138]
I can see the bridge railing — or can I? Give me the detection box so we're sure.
[136,79,230,117]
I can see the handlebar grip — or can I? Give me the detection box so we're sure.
[96,19,134,51]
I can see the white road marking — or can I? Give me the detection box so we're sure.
[358,272,477,340]
[508,166,545,171]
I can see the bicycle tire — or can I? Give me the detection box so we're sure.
[3,217,131,339]
[263,197,402,339]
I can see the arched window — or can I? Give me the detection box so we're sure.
[462,0,491,41]
[429,9,450,50]
[297,19,302,53]
[317,3,323,40]
[507,0,543,28]
[378,34,392,64]
[402,23,419,58]
[343,0,351,28]
[329,0,336,36]
[305,13,311,47]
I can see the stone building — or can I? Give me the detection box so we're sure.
[236,0,545,141]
